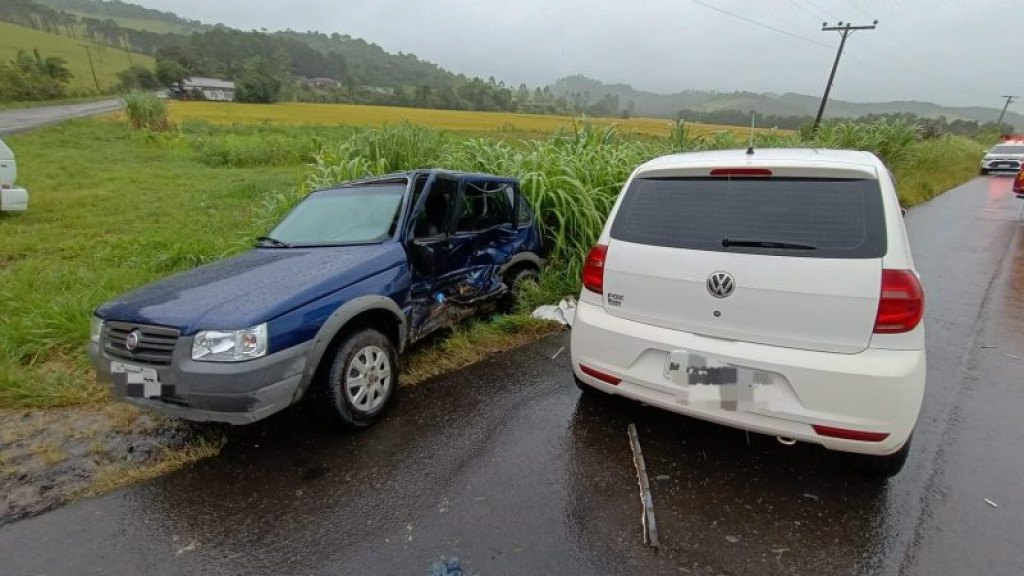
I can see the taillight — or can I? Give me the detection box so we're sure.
[812,425,889,442]
[874,270,924,334]
[579,364,621,385]
[582,244,608,294]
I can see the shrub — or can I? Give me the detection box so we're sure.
[116,65,161,91]
[121,90,172,131]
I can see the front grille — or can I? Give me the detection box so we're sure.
[988,160,1021,168]
[102,321,180,366]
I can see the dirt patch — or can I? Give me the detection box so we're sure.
[0,403,222,526]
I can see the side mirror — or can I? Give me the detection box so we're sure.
[901,207,907,218]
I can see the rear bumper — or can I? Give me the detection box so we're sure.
[570,300,926,455]
[88,337,311,425]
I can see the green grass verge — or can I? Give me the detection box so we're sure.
[0,119,299,407]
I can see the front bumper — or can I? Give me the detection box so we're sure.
[570,300,926,456]
[88,336,312,425]
[981,159,1022,172]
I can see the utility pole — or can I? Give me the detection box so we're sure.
[812,20,878,132]
[79,44,100,92]
[996,95,1018,129]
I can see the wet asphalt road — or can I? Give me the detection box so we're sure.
[2,176,1023,575]
[0,99,121,135]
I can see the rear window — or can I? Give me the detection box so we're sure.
[610,177,887,259]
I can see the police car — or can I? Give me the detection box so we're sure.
[980,136,1024,175]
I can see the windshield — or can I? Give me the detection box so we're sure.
[991,145,1024,155]
[267,181,407,246]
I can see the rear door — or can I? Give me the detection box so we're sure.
[603,175,887,354]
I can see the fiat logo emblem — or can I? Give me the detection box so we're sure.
[125,331,141,351]
[707,272,736,298]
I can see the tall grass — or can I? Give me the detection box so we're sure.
[121,90,171,131]
[295,118,983,298]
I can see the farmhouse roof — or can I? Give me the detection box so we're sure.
[181,77,236,90]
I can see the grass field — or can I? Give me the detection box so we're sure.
[168,101,786,138]
[0,119,299,406]
[0,21,153,93]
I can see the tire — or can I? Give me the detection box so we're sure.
[980,168,989,176]
[322,328,398,429]
[853,434,912,479]
[501,266,539,312]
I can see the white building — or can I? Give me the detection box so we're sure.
[176,77,236,102]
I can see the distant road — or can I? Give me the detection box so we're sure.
[0,99,121,136]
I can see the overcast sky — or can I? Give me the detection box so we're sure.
[132,0,1019,110]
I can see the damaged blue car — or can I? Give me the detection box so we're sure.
[87,170,545,427]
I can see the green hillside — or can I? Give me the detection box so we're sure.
[0,20,152,92]
[36,0,210,34]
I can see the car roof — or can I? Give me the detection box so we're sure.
[638,148,881,173]
[356,169,514,183]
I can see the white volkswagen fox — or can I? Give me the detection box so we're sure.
[570,149,925,478]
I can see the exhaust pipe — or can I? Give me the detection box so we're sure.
[777,436,797,446]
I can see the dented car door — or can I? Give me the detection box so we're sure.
[440,178,519,303]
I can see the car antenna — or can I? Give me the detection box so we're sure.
[746,112,755,155]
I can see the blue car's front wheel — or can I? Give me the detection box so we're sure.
[323,328,398,428]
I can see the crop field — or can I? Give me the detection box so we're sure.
[0,22,152,92]
[167,101,786,138]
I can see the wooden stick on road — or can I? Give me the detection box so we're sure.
[628,423,660,549]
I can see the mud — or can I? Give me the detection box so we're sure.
[0,404,208,525]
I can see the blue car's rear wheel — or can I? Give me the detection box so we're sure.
[324,328,398,428]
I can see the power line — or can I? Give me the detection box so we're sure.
[839,0,875,21]
[813,21,878,130]
[782,0,828,23]
[685,0,834,50]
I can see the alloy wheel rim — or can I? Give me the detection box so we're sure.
[344,345,391,412]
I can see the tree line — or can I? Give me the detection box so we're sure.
[676,108,1013,139]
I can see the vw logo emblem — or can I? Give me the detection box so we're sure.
[707,272,736,298]
[125,331,141,351]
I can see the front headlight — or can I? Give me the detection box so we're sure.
[90,316,104,343]
[192,324,268,362]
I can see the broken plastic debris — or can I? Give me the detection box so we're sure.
[985,498,999,508]
[531,296,577,326]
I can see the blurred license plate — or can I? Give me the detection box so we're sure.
[664,351,737,385]
[110,361,161,398]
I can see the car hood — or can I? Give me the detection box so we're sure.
[96,243,407,334]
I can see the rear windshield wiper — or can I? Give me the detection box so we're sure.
[721,238,817,250]
[255,236,292,248]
